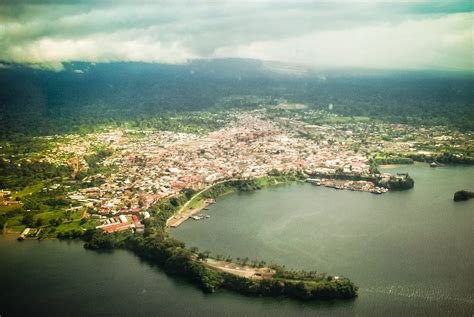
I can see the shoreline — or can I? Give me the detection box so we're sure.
[5,174,362,301]
[166,170,413,229]
[166,176,300,228]
[1,172,412,300]
[166,198,212,228]
[379,161,428,169]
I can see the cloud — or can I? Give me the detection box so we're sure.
[0,1,472,70]
[214,12,473,70]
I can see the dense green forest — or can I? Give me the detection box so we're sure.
[0,159,71,189]
[0,59,473,138]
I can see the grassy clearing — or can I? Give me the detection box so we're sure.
[0,204,20,216]
[45,219,99,237]
[6,215,26,232]
[11,182,45,199]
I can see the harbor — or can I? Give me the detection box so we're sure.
[167,198,215,228]
[306,178,388,194]
[190,214,210,221]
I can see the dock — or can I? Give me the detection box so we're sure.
[167,209,211,227]
[17,227,31,240]
[167,215,189,227]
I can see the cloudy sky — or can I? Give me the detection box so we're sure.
[0,0,472,71]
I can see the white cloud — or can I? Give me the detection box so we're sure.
[0,2,472,70]
[213,13,473,70]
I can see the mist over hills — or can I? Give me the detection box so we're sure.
[0,58,473,137]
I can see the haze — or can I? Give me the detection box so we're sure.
[0,0,472,71]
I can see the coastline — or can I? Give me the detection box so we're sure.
[166,173,390,230]
[3,171,414,301]
[379,161,429,169]
[166,176,301,228]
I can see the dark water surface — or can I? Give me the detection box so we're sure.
[1,164,473,316]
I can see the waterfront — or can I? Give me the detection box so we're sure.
[173,164,474,315]
[1,164,473,316]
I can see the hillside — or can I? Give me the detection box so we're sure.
[0,59,473,138]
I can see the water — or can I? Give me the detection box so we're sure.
[1,164,473,316]
[173,164,474,315]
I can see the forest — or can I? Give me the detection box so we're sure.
[0,59,473,139]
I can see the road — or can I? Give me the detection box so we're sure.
[166,179,238,228]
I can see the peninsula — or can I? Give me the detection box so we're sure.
[2,105,470,302]
[83,174,358,300]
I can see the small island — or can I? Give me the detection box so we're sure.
[453,190,474,202]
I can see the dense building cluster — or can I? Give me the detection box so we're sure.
[34,108,472,232]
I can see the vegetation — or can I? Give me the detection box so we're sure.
[1,61,473,139]
[407,152,474,165]
[80,174,357,300]
[377,174,414,190]
[0,151,106,234]
[453,190,474,202]
[372,155,414,165]
[0,159,71,189]
[2,61,468,300]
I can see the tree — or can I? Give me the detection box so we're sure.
[170,197,181,207]
[35,217,43,227]
[21,213,34,227]
[0,215,7,230]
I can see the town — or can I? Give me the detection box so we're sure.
[47,110,375,232]
[1,106,472,235]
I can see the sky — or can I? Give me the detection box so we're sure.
[0,0,472,71]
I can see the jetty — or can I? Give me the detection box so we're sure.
[17,227,31,241]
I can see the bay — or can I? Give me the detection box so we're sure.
[1,164,473,316]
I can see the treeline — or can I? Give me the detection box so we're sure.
[308,170,414,190]
[84,148,113,168]
[453,190,474,202]
[221,273,357,300]
[308,171,374,182]
[298,75,474,131]
[0,112,232,140]
[149,194,189,229]
[1,61,473,139]
[129,112,231,134]
[408,153,474,165]
[376,174,415,190]
[73,148,116,182]
[199,173,304,200]
[370,151,474,166]
[373,157,414,165]
[82,230,357,299]
[0,159,71,189]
